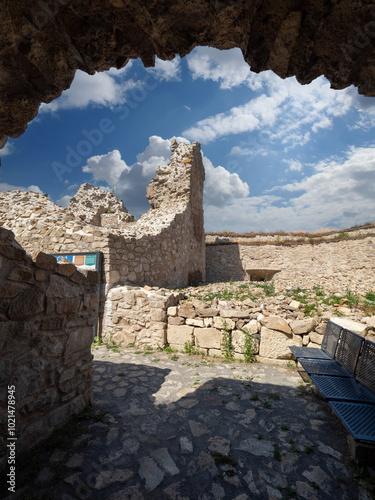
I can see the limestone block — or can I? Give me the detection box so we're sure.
[7,265,34,283]
[178,303,196,318]
[330,317,368,336]
[168,316,185,326]
[259,316,291,335]
[207,348,221,357]
[220,309,251,319]
[198,308,219,317]
[167,306,177,317]
[204,318,213,327]
[195,328,221,349]
[33,251,57,270]
[302,334,310,346]
[259,326,301,359]
[150,308,167,322]
[186,318,204,327]
[56,296,81,314]
[65,327,93,355]
[309,332,323,345]
[232,329,260,354]
[8,286,45,319]
[366,316,375,329]
[56,262,76,277]
[0,282,25,299]
[46,275,80,298]
[242,319,260,334]
[167,325,194,347]
[290,318,317,335]
[213,317,235,330]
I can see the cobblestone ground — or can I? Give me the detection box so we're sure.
[4,346,371,500]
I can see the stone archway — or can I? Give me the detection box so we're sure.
[1,0,375,149]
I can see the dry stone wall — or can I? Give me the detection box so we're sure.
[206,236,375,294]
[105,282,375,356]
[106,285,184,348]
[0,226,98,467]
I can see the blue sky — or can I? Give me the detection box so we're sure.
[1,47,375,232]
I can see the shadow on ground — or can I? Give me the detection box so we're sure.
[2,347,367,500]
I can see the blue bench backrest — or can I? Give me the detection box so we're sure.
[321,321,342,358]
[356,339,375,395]
[335,329,364,376]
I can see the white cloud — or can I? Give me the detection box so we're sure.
[147,56,181,81]
[186,47,263,90]
[56,194,72,207]
[204,145,375,232]
[82,150,130,186]
[184,71,353,145]
[203,156,249,207]
[39,66,141,112]
[0,183,42,193]
[284,159,303,172]
[0,142,14,156]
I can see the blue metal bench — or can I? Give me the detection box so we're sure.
[328,340,375,443]
[289,320,342,360]
[299,328,363,377]
[309,329,367,400]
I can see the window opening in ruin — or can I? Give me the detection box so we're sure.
[51,251,102,340]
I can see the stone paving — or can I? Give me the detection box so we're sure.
[4,346,370,500]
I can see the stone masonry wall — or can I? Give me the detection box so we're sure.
[206,237,375,293]
[105,284,375,355]
[106,285,184,347]
[0,227,98,468]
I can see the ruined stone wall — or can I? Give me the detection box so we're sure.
[206,236,375,293]
[0,141,206,337]
[0,227,98,467]
[106,285,183,347]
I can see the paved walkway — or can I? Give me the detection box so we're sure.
[5,346,369,499]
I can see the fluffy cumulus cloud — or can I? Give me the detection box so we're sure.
[80,135,250,217]
[203,156,249,207]
[186,47,263,90]
[204,145,375,232]
[183,70,353,146]
[82,150,130,187]
[39,63,140,113]
[147,56,181,81]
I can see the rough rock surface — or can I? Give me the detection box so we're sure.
[1,0,375,145]
[68,183,135,226]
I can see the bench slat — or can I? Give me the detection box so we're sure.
[298,358,350,377]
[329,402,375,442]
[310,375,375,404]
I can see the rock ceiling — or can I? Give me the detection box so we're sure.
[1,0,375,149]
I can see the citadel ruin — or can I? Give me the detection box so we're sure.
[1,0,375,478]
